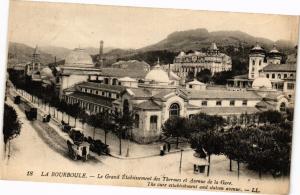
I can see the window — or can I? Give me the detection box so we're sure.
[134,114,139,128]
[116,94,119,98]
[242,100,247,106]
[284,74,287,78]
[201,101,207,106]
[150,115,158,130]
[252,67,255,71]
[290,74,294,78]
[272,74,275,79]
[266,74,269,78]
[230,100,235,106]
[252,60,255,65]
[102,91,105,96]
[278,74,281,79]
[216,100,222,106]
[259,60,262,66]
[189,85,193,89]
[287,83,294,90]
[108,93,111,98]
[169,103,180,117]
[95,90,98,95]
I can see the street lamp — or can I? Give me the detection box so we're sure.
[179,149,184,174]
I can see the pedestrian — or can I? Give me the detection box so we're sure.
[163,144,166,152]
[160,145,164,156]
[167,142,171,152]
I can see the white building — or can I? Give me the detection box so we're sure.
[173,42,232,77]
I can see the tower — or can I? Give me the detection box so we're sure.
[96,40,104,68]
[32,45,41,71]
[248,43,265,79]
[267,45,282,65]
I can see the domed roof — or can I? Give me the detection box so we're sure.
[250,43,265,54]
[64,48,94,68]
[145,64,170,84]
[252,77,272,90]
[40,67,54,79]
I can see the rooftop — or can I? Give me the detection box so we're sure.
[67,91,113,108]
[100,67,147,79]
[77,82,126,93]
[263,63,296,72]
[196,107,259,115]
[134,100,162,110]
[185,89,261,100]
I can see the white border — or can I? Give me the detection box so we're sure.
[0,1,300,195]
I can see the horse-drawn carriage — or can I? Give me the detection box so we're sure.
[24,105,37,121]
[42,114,51,122]
[67,128,90,161]
[67,139,90,161]
[14,95,21,104]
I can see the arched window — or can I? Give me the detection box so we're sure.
[278,74,281,79]
[123,99,129,115]
[280,102,286,112]
[169,103,180,118]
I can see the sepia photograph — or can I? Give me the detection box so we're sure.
[1,0,299,194]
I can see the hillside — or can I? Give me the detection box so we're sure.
[7,42,55,67]
[141,28,295,52]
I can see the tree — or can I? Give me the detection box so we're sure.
[162,116,188,149]
[68,103,82,127]
[212,71,234,85]
[101,111,113,144]
[187,113,225,176]
[57,100,68,122]
[257,110,283,124]
[111,110,135,155]
[196,69,212,83]
[3,104,22,158]
[79,110,89,129]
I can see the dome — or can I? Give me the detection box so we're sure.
[40,67,54,79]
[252,77,272,90]
[64,48,94,68]
[145,64,170,84]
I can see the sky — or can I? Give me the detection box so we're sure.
[7,1,300,50]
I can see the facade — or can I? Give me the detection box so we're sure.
[173,42,232,78]
[61,49,288,143]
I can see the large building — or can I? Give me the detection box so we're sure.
[227,44,297,106]
[172,42,232,78]
[60,48,289,143]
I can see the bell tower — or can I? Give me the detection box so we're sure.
[248,43,265,79]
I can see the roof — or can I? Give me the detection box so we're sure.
[263,63,296,72]
[134,100,162,110]
[233,74,248,79]
[255,101,277,111]
[185,89,261,100]
[67,91,113,108]
[101,67,147,78]
[196,107,259,115]
[125,88,152,98]
[187,79,206,85]
[77,82,125,93]
[118,77,137,82]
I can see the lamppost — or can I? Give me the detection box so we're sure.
[179,149,184,174]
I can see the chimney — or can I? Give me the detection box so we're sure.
[96,40,104,68]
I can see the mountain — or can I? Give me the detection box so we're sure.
[7,42,55,67]
[141,28,288,52]
[102,28,296,67]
